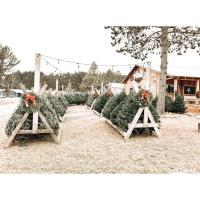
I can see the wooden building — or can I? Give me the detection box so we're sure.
[123,64,200,101]
[106,83,125,96]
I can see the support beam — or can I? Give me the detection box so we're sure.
[32,53,41,133]
[100,82,104,94]
[174,79,178,93]
[56,79,59,92]
[196,80,200,93]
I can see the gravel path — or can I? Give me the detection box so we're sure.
[1,99,200,173]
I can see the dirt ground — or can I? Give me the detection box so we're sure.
[1,98,200,173]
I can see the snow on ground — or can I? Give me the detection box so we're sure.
[1,99,200,173]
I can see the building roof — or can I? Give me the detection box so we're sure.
[122,65,160,83]
[123,64,200,83]
[167,67,200,79]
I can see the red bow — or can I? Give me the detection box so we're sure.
[141,90,150,102]
[25,94,36,107]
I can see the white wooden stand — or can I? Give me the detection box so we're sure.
[105,107,160,139]
[4,53,62,148]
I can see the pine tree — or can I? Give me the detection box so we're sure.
[0,44,20,88]
[5,96,60,138]
[106,26,200,114]
[93,93,110,113]
[79,62,101,91]
[102,92,126,119]
[172,94,186,113]
[112,92,160,135]
[66,79,72,92]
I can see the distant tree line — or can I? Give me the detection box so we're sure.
[3,62,126,91]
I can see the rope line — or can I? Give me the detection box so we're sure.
[40,54,147,67]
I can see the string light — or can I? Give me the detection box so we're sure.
[40,54,147,68]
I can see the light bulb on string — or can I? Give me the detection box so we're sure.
[77,63,80,68]
[58,59,60,64]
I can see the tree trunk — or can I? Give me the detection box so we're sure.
[157,28,168,114]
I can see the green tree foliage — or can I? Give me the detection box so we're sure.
[11,71,86,90]
[79,62,101,91]
[102,92,127,119]
[86,95,95,107]
[112,92,160,134]
[0,44,20,88]
[66,79,72,92]
[151,95,185,113]
[106,26,200,114]
[64,92,88,105]
[5,96,60,137]
[172,94,186,113]
[102,69,125,85]
[93,93,110,113]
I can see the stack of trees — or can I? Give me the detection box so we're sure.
[102,91,160,136]
[92,93,110,113]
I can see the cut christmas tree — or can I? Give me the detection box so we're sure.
[93,93,110,114]
[103,92,127,120]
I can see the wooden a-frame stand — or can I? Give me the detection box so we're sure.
[4,54,61,148]
[105,106,160,139]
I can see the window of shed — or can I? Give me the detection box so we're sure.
[166,85,174,93]
[184,86,196,95]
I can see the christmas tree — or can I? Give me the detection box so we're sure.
[102,92,126,119]
[86,95,95,107]
[5,96,59,138]
[111,92,160,135]
[172,94,186,113]
[93,93,110,113]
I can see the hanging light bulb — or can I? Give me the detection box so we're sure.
[77,63,80,68]
[58,59,60,64]
[112,66,114,71]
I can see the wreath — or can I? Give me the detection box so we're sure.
[139,89,152,104]
[21,93,41,112]
[196,90,200,98]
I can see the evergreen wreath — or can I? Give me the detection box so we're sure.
[196,90,200,98]
[21,93,41,112]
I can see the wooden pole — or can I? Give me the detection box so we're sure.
[56,79,59,92]
[146,61,151,90]
[32,53,41,133]
[100,82,104,94]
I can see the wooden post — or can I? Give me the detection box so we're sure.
[32,53,41,133]
[56,79,59,92]
[174,79,178,100]
[196,80,200,93]
[145,61,151,90]
[100,82,104,94]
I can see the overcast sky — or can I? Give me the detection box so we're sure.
[1,0,200,75]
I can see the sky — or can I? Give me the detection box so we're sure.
[1,0,200,76]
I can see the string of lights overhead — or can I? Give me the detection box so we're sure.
[40,54,148,73]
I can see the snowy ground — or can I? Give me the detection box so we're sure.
[1,98,200,173]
